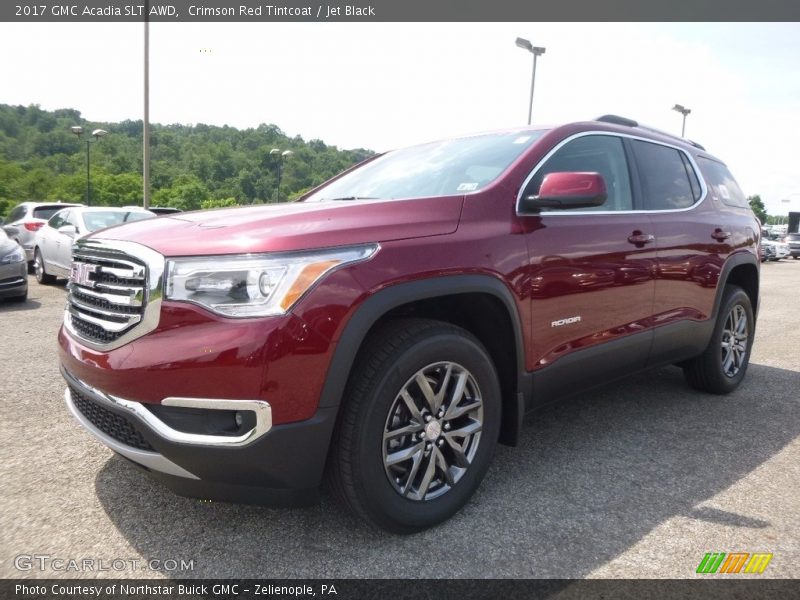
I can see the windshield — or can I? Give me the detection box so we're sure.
[304,130,546,202]
[83,210,154,232]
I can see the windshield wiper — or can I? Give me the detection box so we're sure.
[325,196,380,201]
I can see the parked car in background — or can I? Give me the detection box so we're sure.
[785,232,800,259]
[124,205,183,216]
[148,207,183,216]
[760,242,775,262]
[761,237,790,261]
[34,206,156,284]
[0,228,28,302]
[4,201,82,268]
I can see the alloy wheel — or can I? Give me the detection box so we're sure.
[720,304,748,377]
[382,361,483,501]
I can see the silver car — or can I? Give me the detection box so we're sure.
[0,228,28,302]
[33,206,156,283]
[4,201,82,267]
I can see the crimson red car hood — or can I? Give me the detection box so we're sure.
[93,196,463,256]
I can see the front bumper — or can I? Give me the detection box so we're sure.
[0,260,27,298]
[63,368,338,506]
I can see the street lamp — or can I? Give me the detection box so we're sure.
[269,148,294,201]
[515,37,546,125]
[70,126,108,206]
[672,104,691,137]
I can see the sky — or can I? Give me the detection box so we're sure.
[1,22,799,214]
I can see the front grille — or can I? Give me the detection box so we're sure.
[70,385,155,451]
[67,247,147,345]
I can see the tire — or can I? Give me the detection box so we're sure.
[327,318,501,533]
[34,249,56,284]
[683,285,754,394]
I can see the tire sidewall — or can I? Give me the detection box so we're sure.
[352,330,501,532]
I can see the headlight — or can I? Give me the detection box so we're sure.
[0,245,25,265]
[165,244,378,317]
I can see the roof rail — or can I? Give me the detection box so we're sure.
[596,114,637,127]
[593,114,705,150]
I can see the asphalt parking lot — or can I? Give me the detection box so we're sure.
[1,261,798,580]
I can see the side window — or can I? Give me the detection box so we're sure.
[633,140,696,210]
[695,156,748,208]
[524,135,633,211]
[7,206,26,223]
[49,211,67,230]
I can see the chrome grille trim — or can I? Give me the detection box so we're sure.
[64,238,165,351]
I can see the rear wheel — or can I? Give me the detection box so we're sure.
[34,249,56,284]
[327,318,501,533]
[683,285,754,394]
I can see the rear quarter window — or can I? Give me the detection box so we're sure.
[631,140,696,210]
[695,157,748,208]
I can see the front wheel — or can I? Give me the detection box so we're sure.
[683,285,754,394]
[327,318,501,533]
[34,249,55,284]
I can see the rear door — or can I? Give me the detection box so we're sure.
[630,140,737,364]
[518,133,657,403]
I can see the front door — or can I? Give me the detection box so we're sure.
[518,133,657,404]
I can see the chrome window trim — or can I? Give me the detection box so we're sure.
[515,130,708,217]
[64,238,164,351]
[62,368,273,448]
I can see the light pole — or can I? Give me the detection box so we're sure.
[516,37,546,125]
[672,104,691,137]
[70,126,108,206]
[269,148,294,201]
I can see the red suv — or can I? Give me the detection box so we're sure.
[59,116,760,532]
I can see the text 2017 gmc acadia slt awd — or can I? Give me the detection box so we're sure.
[59,116,760,532]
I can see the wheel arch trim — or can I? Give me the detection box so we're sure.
[317,274,527,412]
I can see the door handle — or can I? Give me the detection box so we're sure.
[628,232,655,246]
[712,229,731,241]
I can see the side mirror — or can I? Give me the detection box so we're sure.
[519,172,608,213]
[58,225,78,237]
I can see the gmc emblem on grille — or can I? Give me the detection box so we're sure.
[70,263,99,288]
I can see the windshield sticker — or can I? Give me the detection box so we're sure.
[718,184,731,200]
[457,182,479,192]
[513,136,531,144]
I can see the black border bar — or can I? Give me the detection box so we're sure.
[3,579,798,600]
[2,0,800,22]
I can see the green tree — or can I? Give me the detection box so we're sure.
[747,195,768,225]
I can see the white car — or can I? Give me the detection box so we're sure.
[761,237,790,261]
[33,206,155,283]
[3,201,82,267]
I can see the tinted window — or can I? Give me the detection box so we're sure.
[695,157,748,208]
[633,140,696,210]
[525,135,632,211]
[33,205,75,220]
[304,131,547,202]
[7,206,26,222]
